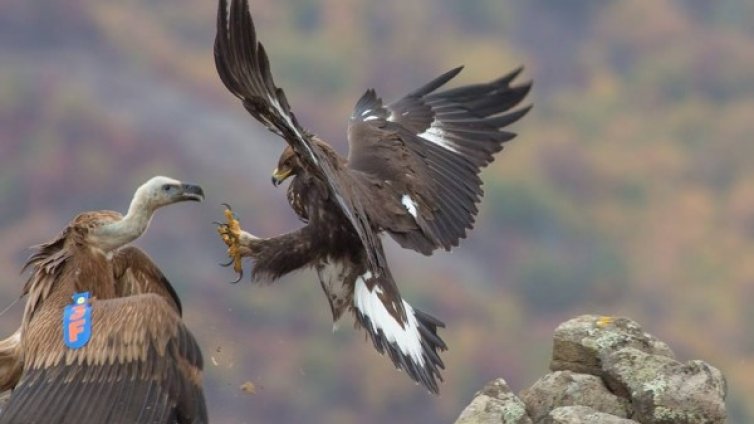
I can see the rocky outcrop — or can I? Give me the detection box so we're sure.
[549,315,674,377]
[455,379,532,424]
[521,371,630,421]
[543,405,639,423]
[454,315,727,424]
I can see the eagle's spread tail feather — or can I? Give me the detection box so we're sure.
[352,272,446,394]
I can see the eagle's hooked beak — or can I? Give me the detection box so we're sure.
[178,184,205,202]
[271,168,292,187]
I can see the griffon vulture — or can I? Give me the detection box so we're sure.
[0,176,207,424]
[214,0,531,393]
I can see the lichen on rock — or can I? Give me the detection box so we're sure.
[550,315,674,377]
[454,315,727,424]
[521,370,630,421]
[602,349,727,423]
[543,405,639,423]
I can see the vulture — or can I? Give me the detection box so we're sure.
[214,0,531,394]
[0,176,207,424]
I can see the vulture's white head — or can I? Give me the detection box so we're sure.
[133,176,205,210]
[91,176,204,252]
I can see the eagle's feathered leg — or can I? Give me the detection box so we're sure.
[217,205,324,282]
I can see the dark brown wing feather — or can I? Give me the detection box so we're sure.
[0,295,206,424]
[214,0,389,275]
[347,67,531,254]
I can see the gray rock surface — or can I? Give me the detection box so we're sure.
[455,378,532,424]
[602,348,727,424]
[550,315,674,377]
[543,406,639,424]
[454,315,727,424]
[521,370,630,422]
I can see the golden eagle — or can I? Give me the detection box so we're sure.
[215,0,531,393]
[0,177,207,423]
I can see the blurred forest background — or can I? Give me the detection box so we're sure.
[1,0,753,422]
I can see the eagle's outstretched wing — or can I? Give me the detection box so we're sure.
[0,250,206,424]
[214,0,386,274]
[347,67,531,254]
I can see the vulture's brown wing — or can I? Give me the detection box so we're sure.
[347,67,531,254]
[0,294,206,424]
[214,0,387,273]
[112,246,183,314]
[0,328,22,393]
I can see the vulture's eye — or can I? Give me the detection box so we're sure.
[162,184,174,192]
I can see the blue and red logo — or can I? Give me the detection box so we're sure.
[63,292,92,349]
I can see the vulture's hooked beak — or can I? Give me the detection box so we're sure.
[271,168,292,187]
[178,184,205,202]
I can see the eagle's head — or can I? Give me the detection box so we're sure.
[271,146,301,187]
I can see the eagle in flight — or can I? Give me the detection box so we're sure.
[0,176,207,423]
[215,0,531,393]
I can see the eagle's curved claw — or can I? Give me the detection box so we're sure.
[230,268,244,284]
[216,204,245,282]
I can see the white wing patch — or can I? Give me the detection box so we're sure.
[354,109,380,122]
[353,272,424,367]
[401,194,418,219]
[418,120,460,154]
[386,111,410,122]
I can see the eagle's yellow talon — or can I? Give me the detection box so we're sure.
[217,205,245,279]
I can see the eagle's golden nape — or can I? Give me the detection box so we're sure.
[214,0,530,394]
[0,176,207,424]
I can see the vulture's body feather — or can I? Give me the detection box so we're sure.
[215,0,531,393]
[0,177,207,423]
